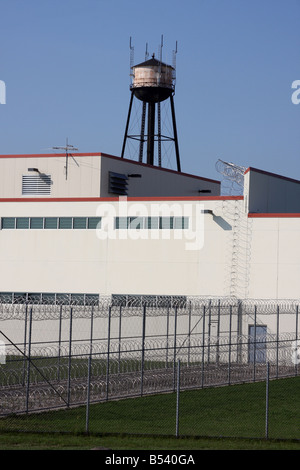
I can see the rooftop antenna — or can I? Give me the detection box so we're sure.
[52,138,79,180]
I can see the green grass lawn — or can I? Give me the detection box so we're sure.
[0,376,299,450]
[0,432,299,450]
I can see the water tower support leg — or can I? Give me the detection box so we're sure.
[147,102,155,166]
[121,90,134,158]
[139,102,147,162]
[158,102,162,167]
[170,94,181,172]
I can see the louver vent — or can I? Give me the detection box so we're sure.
[22,175,52,195]
[109,172,128,195]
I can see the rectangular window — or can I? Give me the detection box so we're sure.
[159,217,174,229]
[0,292,13,303]
[73,217,87,229]
[1,217,16,229]
[128,217,143,229]
[30,217,44,229]
[44,217,58,229]
[111,294,187,307]
[71,293,85,305]
[13,292,27,303]
[146,217,159,229]
[59,217,73,229]
[114,217,189,230]
[0,291,100,306]
[41,293,56,304]
[27,293,42,303]
[87,217,101,229]
[174,217,189,229]
[183,217,189,229]
[56,293,71,305]
[85,294,99,306]
[16,217,30,229]
[115,217,127,229]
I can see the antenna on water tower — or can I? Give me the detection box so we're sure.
[121,36,181,172]
[145,42,149,60]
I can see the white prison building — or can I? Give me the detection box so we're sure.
[0,151,299,357]
[0,151,299,299]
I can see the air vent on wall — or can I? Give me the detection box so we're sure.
[108,172,128,195]
[22,175,52,195]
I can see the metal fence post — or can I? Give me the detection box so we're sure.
[25,307,33,413]
[201,305,206,388]
[228,305,232,385]
[265,361,270,439]
[216,299,220,365]
[208,301,211,364]
[57,304,63,381]
[188,302,191,366]
[106,306,112,401]
[296,305,299,376]
[141,304,146,396]
[276,305,280,378]
[173,306,178,391]
[166,306,170,367]
[237,300,243,363]
[176,359,180,438]
[253,305,257,382]
[86,305,94,433]
[118,305,122,374]
[67,307,73,407]
[22,304,28,387]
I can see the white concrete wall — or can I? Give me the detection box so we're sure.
[1,195,300,302]
[0,154,102,198]
[0,198,238,297]
[248,214,300,300]
[0,153,220,199]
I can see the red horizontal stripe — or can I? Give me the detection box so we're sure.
[248,213,300,218]
[0,152,101,158]
[0,196,244,203]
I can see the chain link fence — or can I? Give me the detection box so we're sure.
[0,295,299,440]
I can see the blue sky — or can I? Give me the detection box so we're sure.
[0,0,299,182]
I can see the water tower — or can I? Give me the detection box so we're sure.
[121,38,181,172]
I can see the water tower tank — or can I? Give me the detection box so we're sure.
[121,43,181,172]
[131,55,175,103]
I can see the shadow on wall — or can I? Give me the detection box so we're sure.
[213,215,232,230]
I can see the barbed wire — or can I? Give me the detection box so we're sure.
[215,159,247,196]
[0,331,298,416]
[0,296,299,320]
